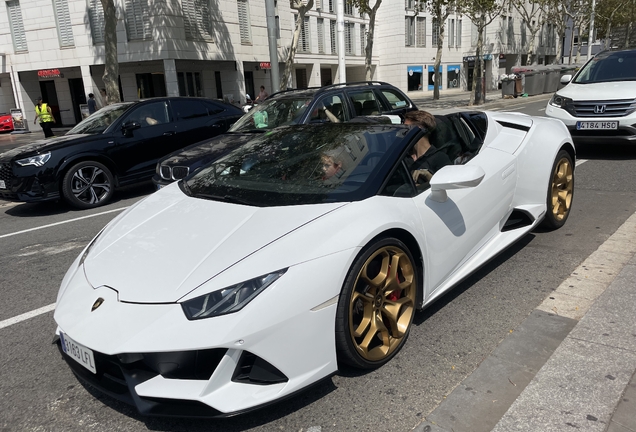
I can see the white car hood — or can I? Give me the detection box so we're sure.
[83,185,346,303]
[558,81,636,100]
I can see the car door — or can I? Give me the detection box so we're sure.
[171,99,227,145]
[383,133,516,299]
[109,101,177,180]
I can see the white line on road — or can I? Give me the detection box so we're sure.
[576,159,588,166]
[0,303,56,330]
[0,207,128,240]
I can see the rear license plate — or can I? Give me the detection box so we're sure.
[0,180,5,189]
[60,332,96,374]
[576,121,618,130]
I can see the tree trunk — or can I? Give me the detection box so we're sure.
[527,27,538,65]
[101,0,120,103]
[365,5,380,81]
[477,16,486,105]
[433,18,445,100]
[281,13,304,90]
[470,17,485,106]
[552,30,564,64]
[568,26,575,64]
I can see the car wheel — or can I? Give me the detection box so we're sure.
[336,237,418,369]
[542,149,574,230]
[62,161,114,209]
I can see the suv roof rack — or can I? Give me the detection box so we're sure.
[268,81,393,99]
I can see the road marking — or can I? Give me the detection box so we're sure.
[0,303,56,330]
[538,108,545,112]
[0,207,128,240]
[576,159,587,166]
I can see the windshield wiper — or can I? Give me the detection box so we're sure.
[197,193,253,206]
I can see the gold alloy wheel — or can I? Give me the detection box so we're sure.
[550,157,574,221]
[348,246,416,362]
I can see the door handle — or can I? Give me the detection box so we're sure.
[163,131,176,136]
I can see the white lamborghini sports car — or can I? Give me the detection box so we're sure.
[54,112,575,417]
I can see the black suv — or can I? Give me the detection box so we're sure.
[0,97,243,209]
[153,82,417,187]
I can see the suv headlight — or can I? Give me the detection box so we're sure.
[16,152,51,167]
[181,269,287,320]
[549,94,572,109]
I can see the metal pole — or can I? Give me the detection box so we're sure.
[336,0,346,83]
[265,0,280,93]
[587,0,596,60]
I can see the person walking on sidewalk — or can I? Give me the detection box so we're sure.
[87,93,98,114]
[33,97,56,138]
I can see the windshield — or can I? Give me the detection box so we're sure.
[67,103,133,135]
[229,96,314,132]
[574,51,636,84]
[184,124,405,206]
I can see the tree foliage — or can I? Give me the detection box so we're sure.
[281,0,314,90]
[510,0,543,64]
[347,0,382,80]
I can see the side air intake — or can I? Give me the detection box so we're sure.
[502,209,535,232]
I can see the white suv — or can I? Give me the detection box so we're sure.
[545,48,636,144]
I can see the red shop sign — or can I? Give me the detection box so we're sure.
[38,69,62,78]
[259,62,271,70]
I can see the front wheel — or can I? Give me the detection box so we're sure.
[541,149,574,230]
[62,161,114,209]
[335,237,418,369]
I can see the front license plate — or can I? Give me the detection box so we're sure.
[60,332,96,374]
[576,121,618,130]
[0,180,5,189]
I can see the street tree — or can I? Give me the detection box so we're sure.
[348,0,383,80]
[459,0,504,105]
[595,0,630,48]
[420,0,457,99]
[511,0,543,64]
[539,0,576,65]
[101,0,120,104]
[281,0,314,90]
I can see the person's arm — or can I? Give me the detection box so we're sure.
[47,106,56,123]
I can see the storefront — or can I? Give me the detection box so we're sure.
[463,54,493,91]
[427,65,442,91]
[407,66,424,91]
[447,65,461,89]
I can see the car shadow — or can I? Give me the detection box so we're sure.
[3,182,155,218]
[78,375,338,431]
[575,142,636,160]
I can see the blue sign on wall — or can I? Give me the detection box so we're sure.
[408,65,423,74]
[447,64,461,73]
[428,65,442,90]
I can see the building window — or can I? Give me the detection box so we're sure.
[507,16,513,47]
[471,21,478,46]
[7,0,28,52]
[432,18,440,46]
[360,24,367,55]
[88,0,104,44]
[125,0,152,40]
[521,21,526,47]
[330,19,336,54]
[296,15,310,52]
[177,72,203,97]
[318,18,325,53]
[344,2,353,16]
[315,0,322,11]
[344,21,353,54]
[53,0,75,47]
[456,19,461,47]
[416,17,426,47]
[449,18,455,47]
[500,16,507,46]
[405,16,415,47]
[539,22,544,47]
[238,0,251,44]
[328,0,333,13]
[405,0,415,10]
[182,0,212,40]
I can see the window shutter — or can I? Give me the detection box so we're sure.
[416,17,425,47]
[88,0,105,43]
[298,15,310,52]
[344,22,352,54]
[53,0,75,47]
[432,18,439,46]
[360,24,366,55]
[318,18,325,53]
[238,0,251,44]
[125,0,151,40]
[7,1,28,52]
[330,19,336,54]
[456,19,461,47]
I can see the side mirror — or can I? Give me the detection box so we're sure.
[429,165,486,203]
[121,121,141,137]
[560,74,572,85]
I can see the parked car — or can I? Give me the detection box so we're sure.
[0,97,243,208]
[54,111,574,417]
[153,81,417,188]
[545,48,636,144]
[0,113,14,132]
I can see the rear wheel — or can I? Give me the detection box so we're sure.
[62,161,114,209]
[541,149,574,230]
[336,237,418,369]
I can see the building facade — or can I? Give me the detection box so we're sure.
[1,0,553,128]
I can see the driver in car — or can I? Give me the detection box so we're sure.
[404,110,451,186]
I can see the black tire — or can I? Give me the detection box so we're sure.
[541,149,574,230]
[62,161,114,209]
[335,237,418,369]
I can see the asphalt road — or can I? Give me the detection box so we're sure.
[1,99,636,432]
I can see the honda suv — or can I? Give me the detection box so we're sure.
[545,48,636,144]
[153,81,417,188]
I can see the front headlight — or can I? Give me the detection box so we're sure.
[549,94,572,108]
[181,269,287,320]
[16,152,51,167]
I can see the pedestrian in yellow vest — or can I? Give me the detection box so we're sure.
[33,97,56,138]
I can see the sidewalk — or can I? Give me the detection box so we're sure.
[408,89,552,114]
[414,211,636,432]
